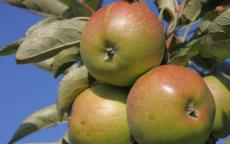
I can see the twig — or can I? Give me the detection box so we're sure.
[75,0,95,15]
[166,33,176,51]
[177,0,189,19]
[166,0,188,36]
[165,0,188,49]
[178,19,201,31]
[181,26,191,42]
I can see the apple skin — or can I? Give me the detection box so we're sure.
[68,83,132,144]
[127,65,215,144]
[80,1,165,87]
[204,75,230,138]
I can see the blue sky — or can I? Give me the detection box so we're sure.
[0,0,229,144]
[0,3,66,143]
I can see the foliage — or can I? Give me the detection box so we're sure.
[1,0,230,143]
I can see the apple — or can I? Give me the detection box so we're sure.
[68,83,132,144]
[204,75,230,138]
[127,65,216,144]
[80,1,165,87]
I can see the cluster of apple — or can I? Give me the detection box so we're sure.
[67,1,230,144]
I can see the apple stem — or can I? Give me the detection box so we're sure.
[75,0,95,15]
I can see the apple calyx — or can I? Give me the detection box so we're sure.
[104,42,117,62]
[187,102,198,118]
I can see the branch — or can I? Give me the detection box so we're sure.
[75,0,95,15]
[165,0,188,51]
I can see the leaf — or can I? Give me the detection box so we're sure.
[52,47,80,78]
[0,17,58,57]
[196,11,219,36]
[28,16,62,32]
[63,0,102,18]
[155,0,177,26]
[199,8,230,61]
[16,17,87,64]
[60,0,72,7]
[182,0,210,21]
[3,0,68,16]
[57,66,90,119]
[34,57,54,72]
[169,38,201,65]
[0,38,23,56]
[9,104,67,144]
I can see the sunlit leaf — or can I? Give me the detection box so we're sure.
[3,0,68,16]
[155,0,177,25]
[182,0,210,21]
[16,17,87,64]
[57,66,89,119]
[52,47,80,78]
[9,104,67,144]
[34,57,54,72]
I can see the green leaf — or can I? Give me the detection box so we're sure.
[52,47,80,78]
[60,0,72,7]
[182,0,210,21]
[16,17,87,64]
[199,8,230,61]
[34,57,54,72]
[225,140,230,144]
[196,11,219,36]
[57,66,89,119]
[155,0,177,26]
[3,0,68,16]
[0,39,23,56]
[169,38,201,65]
[9,104,67,144]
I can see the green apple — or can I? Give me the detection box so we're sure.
[80,1,165,87]
[127,65,215,144]
[68,83,132,144]
[204,75,230,138]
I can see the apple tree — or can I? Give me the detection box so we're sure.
[1,0,230,144]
